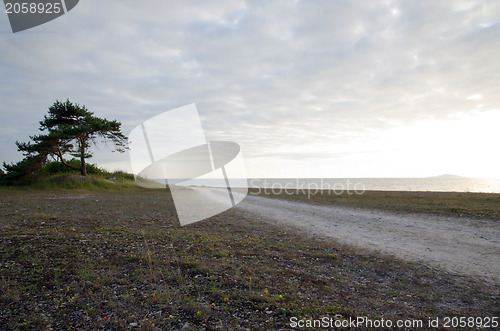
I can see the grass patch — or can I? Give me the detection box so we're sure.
[1,159,140,190]
[32,174,141,190]
[1,174,142,191]
[250,188,500,220]
[0,189,498,329]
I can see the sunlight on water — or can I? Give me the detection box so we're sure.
[247,177,500,193]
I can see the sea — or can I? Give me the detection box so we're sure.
[172,177,500,193]
[247,177,500,193]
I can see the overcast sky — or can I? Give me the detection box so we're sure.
[1,0,499,178]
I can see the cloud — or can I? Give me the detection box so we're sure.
[1,0,499,177]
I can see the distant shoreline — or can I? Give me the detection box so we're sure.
[246,177,500,194]
[158,176,500,193]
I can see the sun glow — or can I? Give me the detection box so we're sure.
[247,109,500,179]
[372,109,500,178]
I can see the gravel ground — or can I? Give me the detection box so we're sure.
[1,188,498,329]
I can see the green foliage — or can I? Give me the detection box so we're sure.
[43,159,103,176]
[42,160,135,181]
[2,155,46,185]
[39,99,127,155]
[8,99,128,179]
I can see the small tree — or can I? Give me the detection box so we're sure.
[11,99,127,177]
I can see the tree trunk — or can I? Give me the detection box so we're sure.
[80,155,87,176]
[79,137,87,177]
[56,147,80,172]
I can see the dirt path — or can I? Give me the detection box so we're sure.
[194,188,499,281]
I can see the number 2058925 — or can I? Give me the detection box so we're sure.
[5,2,62,14]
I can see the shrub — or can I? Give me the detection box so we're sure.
[43,159,103,175]
[105,170,135,181]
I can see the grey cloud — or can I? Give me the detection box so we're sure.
[1,0,499,170]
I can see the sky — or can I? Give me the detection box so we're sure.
[1,0,499,179]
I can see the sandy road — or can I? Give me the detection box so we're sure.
[238,194,500,281]
[193,188,499,281]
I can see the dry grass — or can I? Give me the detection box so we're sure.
[0,189,498,330]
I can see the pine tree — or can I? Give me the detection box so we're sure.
[4,99,127,180]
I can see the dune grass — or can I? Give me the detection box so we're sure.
[0,189,498,329]
[29,174,142,191]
